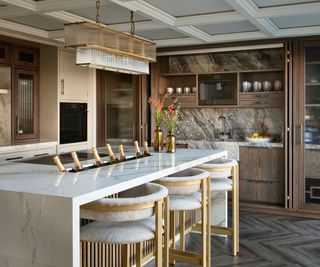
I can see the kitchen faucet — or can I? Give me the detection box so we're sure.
[218,115,228,140]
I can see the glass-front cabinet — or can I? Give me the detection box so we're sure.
[13,69,39,141]
[295,42,320,210]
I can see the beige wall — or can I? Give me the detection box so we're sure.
[39,45,58,141]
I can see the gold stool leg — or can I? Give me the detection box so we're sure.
[201,179,208,267]
[236,165,240,253]
[232,165,238,256]
[155,200,163,267]
[179,211,186,251]
[136,242,142,267]
[164,197,170,267]
[170,210,176,265]
[121,244,130,267]
[206,178,211,267]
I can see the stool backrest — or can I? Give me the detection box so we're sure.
[81,183,168,222]
[156,168,209,195]
[198,158,237,179]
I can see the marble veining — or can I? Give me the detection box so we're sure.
[176,107,284,142]
[169,49,284,73]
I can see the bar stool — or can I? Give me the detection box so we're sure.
[156,168,211,267]
[197,158,239,256]
[80,183,169,267]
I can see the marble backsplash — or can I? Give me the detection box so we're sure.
[175,107,284,142]
[169,48,284,73]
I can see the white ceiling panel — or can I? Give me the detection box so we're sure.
[253,0,319,8]
[144,0,234,17]
[68,3,149,25]
[272,13,320,29]
[135,28,188,40]
[196,21,257,35]
[6,14,64,30]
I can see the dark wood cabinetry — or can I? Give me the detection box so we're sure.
[14,46,39,68]
[0,43,10,65]
[239,146,284,205]
[12,69,39,141]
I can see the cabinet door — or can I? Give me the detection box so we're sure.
[13,69,39,141]
[239,147,284,204]
[59,50,88,101]
[294,41,320,211]
[14,46,38,68]
[0,44,10,65]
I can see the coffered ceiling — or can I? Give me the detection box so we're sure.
[0,0,319,47]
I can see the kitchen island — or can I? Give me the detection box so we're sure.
[0,148,227,267]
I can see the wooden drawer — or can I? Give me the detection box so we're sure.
[240,179,284,204]
[239,92,284,107]
[240,147,284,182]
[163,95,197,107]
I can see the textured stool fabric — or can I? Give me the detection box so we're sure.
[198,158,238,179]
[81,183,168,222]
[157,168,209,195]
[211,178,233,191]
[169,192,202,211]
[81,217,155,244]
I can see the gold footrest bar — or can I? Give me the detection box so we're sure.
[169,249,202,265]
[192,223,233,236]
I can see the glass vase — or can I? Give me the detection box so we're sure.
[153,126,163,152]
[166,131,176,153]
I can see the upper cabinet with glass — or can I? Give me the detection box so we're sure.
[305,46,320,145]
[14,46,39,68]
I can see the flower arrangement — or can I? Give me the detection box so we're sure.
[148,95,167,127]
[164,98,181,134]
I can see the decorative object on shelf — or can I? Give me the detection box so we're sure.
[64,0,156,74]
[242,81,252,92]
[192,86,197,93]
[262,81,272,92]
[184,86,190,93]
[148,95,167,151]
[253,81,262,92]
[167,87,174,94]
[164,98,181,153]
[176,87,182,94]
[274,80,282,91]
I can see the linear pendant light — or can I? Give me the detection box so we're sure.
[64,1,156,74]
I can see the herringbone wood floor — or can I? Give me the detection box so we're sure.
[147,211,320,267]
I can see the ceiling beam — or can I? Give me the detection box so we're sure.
[276,25,320,37]
[177,26,212,42]
[0,18,48,38]
[156,37,201,48]
[226,0,278,36]
[0,0,36,11]
[44,11,95,23]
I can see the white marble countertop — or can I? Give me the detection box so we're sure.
[0,149,227,205]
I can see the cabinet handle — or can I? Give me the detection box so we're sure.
[247,179,273,184]
[6,156,23,161]
[294,124,303,145]
[16,116,20,134]
[61,79,64,95]
[34,153,49,157]
[145,123,148,141]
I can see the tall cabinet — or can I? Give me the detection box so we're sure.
[294,41,320,212]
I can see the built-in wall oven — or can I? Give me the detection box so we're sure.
[60,103,87,144]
